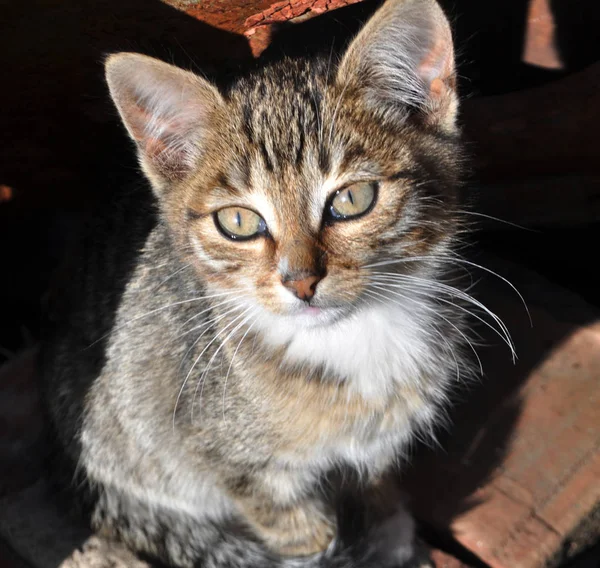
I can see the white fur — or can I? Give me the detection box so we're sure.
[248,190,280,236]
[256,297,437,401]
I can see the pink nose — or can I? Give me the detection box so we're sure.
[282,274,321,302]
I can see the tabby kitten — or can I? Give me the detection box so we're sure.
[41,0,468,566]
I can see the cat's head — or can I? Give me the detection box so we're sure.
[106,0,463,329]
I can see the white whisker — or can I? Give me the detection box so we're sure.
[372,273,513,350]
[366,284,483,376]
[191,307,256,424]
[177,295,248,333]
[363,288,464,382]
[365,254,531,327]
[172,303,247,430]
[452,258,532,326]
[86,289,247,349]
[153,263,192,289]
[221,311,259,420]
[455,209,538,232]
[370,276,515,361]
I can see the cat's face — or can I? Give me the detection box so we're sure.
[106,0,462,329]
[180,68,460,328]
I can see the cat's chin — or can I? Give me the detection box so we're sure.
[255,303,349,331]
[286,305,349,328]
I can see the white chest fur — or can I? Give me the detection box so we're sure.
[256,299,445,475]
[260,299,439,401]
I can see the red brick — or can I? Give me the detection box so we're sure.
[523,0,563,69]
[430,549,471,568]
[404,259,600,568]
[167,0,365,56]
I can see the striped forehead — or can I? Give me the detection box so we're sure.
[214,62,377,235]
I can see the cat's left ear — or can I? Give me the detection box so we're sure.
[337,0,457,131]
[105,53,224,192]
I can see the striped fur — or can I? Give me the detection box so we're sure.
[42,2,467,567]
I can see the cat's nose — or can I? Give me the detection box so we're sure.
[282,273,322,302]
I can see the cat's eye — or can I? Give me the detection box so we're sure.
[328,182,377,221]
[214,207,267,240]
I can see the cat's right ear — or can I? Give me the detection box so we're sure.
[336,0,458,132]
[105,53,224,192]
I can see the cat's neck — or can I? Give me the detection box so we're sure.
[244,299,447,402]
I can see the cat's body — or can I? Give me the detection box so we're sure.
[42,1,469,566]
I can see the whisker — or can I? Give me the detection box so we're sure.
[363,289,464,381]
[175,302,245,342]
[452,258,532,327]
[363,254,458,270]
[370,277,515,361]
[366,285,483,376]
[172,304,247,429]
[86,289,248,349]
[221,312,259,420]
[372,272,512,340]
[153,263,192,290]
[365,255,531,327]
[454,209,538,232]
[191,307,256,424]
[177,294,248,333]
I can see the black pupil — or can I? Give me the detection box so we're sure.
[235,211,241,227]
[347,190,354,205]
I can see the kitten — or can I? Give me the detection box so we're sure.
[41,0,468,566]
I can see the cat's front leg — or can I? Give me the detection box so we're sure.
[226,475,336,558]
[350,474,433,568]
[243,496,336,557]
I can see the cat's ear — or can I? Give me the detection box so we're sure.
[105,53,224,191]
[337,0,457,131]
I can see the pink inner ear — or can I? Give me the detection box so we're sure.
[126,101,155,143]
[417,33,455,99]
[145,137,169,161]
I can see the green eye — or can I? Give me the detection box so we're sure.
[329,182,377,221]
[214,207,267,240]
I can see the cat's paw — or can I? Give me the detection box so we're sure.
[368,505,433,568]
[371,503,414,566]
[258,499,337,558]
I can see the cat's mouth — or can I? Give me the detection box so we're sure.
[300,306,322,316]
[286,303,350,328]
